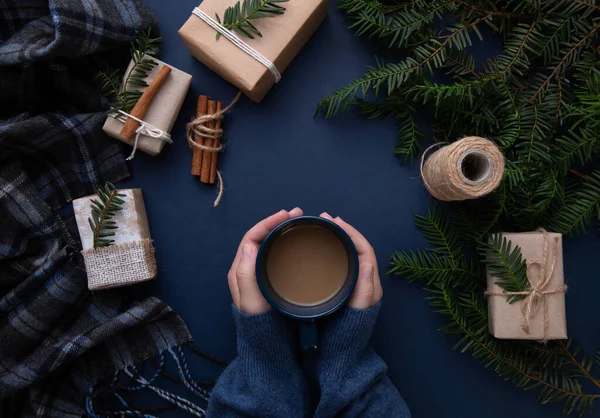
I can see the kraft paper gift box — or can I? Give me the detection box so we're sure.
[178,0,328,103]
[486,231,567,340]
[73,189,157,290]
[103,57,192,156]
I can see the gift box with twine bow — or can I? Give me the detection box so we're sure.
[485,229,567,341]
[178,0,328,103]
[103,57,192,157]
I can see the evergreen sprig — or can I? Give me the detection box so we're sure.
[88,182,126,248]
[98,29,161,114]
[325,0,600,414]
[215,0,288,40]
[479,234,529,303]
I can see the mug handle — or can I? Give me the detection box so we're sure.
[300,320,318,351]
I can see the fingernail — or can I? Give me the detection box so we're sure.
[360,263,374,279]
[241,244,252,260]
[289,207,301,215]
[321,212,332,219]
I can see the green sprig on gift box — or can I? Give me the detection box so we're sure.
[88,182,126,248]
[215,0,289,40]
[322,0,600,414]
[98,30,162,114]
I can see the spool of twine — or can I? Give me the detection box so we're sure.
[420,136,505,201]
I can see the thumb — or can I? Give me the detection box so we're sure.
[348,263,375,310]
[236,244,269,314]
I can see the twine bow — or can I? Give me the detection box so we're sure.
[485,228,567,341]
[112,111,172,161]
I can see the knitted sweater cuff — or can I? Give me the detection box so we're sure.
[319,302,381,373]
[232,304,297,378]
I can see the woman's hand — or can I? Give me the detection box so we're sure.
[228,208,304,314]
[320,213,383,310]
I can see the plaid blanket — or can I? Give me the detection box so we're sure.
[0,1,199,416]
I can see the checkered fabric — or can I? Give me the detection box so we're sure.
[0,1,193,416]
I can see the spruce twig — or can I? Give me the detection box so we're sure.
[215,0,288,40]
[88,182,127,248]
[98,29,162,114]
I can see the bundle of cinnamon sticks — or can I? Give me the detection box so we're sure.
[191,95,223,184]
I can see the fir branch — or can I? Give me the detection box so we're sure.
[444,51,479,78]
[452,186,507,242]
[524,171,565,221]
[97,70,125,112]
[316,57,420,118]
[99,29,161,114]
[539,16,576,66]
[414,206,462,264]
[496,22,539,80]
[572,0,600,13]
[347,2,451,48]
[414,16,489,71]
[554,130,597,175]
[316,15,490,118]
[88,182,126,248]
[356,99,423,161]
[479,234,529,302]
[529,23,600,103]
[558,341,600,391]
[451,0,534,18]
[389,250,458,283]
[339,0,384,16]
[548,170,600,235]
[394,112,422,162]
[125,29,161,85]
[215,0,288,40]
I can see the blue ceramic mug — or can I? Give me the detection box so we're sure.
[256,216,359,350]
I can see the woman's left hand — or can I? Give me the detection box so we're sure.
[320,212,383,310]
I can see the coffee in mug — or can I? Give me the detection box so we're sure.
[266,225,348,306]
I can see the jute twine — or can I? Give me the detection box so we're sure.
[420,136,505,201]
[186,92,241,207]
[82,238,157,290]
[485,229,567,341]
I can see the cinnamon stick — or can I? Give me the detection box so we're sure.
[200,100,217,183]
[209,101,223,184]
[191,95,209,176]
[120,65,172,142]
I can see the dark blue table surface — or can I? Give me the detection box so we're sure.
[118,1,600,417]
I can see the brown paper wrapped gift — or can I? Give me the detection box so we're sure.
[486,230,567,340]
[73,189,157,290]
[103,57,192,156]
[178,0,328,103]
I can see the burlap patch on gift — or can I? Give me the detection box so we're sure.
[82,239,157,290]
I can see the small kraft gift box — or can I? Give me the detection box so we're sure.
[178,0,328,103]
[486,229,567,341]
[74,188,157,290]
[103,57,192,157]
